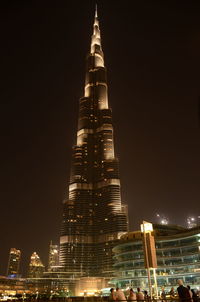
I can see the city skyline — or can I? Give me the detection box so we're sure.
[1,0,200,276]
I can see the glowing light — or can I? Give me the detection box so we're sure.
[156,213,169,225]
[187,216,197,229]
[160,219,168,225]
[141,221,153,233]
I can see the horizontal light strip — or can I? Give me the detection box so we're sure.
[77,128,94,136]
[85,82,107,90]
[69,179,120,192]
[60,231,126,244]
[96,124,113,132]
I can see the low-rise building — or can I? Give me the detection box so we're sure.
[112,224,200,291]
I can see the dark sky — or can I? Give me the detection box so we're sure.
[1,0,200,276]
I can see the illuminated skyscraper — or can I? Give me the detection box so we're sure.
[60,8,128,278]
[28,252,45,278]
[48,241,59,271]
[7,248,21,277]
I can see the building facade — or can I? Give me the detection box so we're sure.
[59,8,128,279]
[112,225,200,290]
[7,248,21,277]
[0,276,27,295]
[48,241,59,271]
[28,252,45,278]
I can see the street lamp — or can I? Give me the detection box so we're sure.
[141,221,158,299]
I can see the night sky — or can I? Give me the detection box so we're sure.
[1,0,200,276]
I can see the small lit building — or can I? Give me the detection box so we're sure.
[112,224,200,291]
[7,248,21,277]
[28,252,45,278]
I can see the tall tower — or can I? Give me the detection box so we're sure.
[60,7,128,278]
[7,248,21,277]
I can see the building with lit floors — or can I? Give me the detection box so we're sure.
[7,248,21,277]
[48,241,59,271]
[28,252,45,278]
[112,224,200,290]
[59,5,128,285]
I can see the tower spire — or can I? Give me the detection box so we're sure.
[95,4,98,18]
[90,4,102,55]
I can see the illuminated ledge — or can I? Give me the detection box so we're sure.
[60,231,126,244]
[60,235,93,244]
[76,124,113,138]
[85,82,107,90]
[69,183,93,191]
[69,179,120,191]
[77,128,94,136]
[96,124,113,132]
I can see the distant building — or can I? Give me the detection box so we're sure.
[7,248,21,277]
[28,252,45,278]
[112,224,200,290]
[48,241,59,271]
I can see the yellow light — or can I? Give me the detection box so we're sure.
[141,221,153,233]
